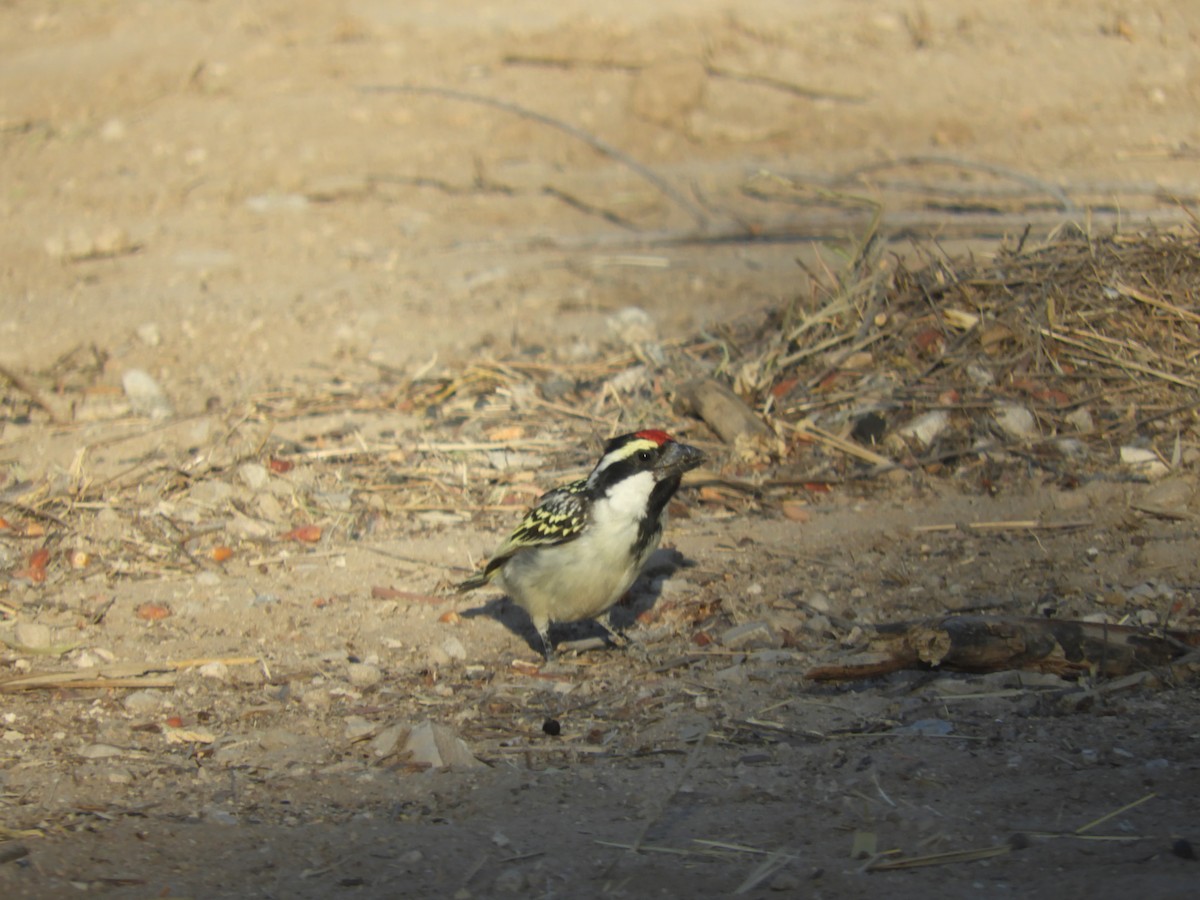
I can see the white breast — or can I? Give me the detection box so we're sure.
[497,470,662,629]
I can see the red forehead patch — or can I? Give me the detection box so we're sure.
[635,429,673,445]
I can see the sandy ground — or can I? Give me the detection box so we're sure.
[2,1,1200,897]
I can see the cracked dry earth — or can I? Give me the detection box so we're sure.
[3,1,1200,898]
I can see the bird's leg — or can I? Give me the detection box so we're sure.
[537,624,556,661]
[597,617,629,648]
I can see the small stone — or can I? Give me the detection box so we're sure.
[227,513,272,539]
[122,369,173,419]
[426,645,452,668]
[238,463,270,491]
[188,480,234,507]
[404,720,485,769]
[313,491,352,512]
[12,622,52,651]
[770,872,801,891]
[198,662,230,681]
[1135,478,1194,516]
[805,591,833,613]
[122,690,165,715]
[79,743,124,760]
[343,716,376,741]
[720,621,781,650]
[441,636,467,661]
[347,662,383,687]
[1120,446,1168,479]
[897,410,949,447]
[994,404,1038,440]
[1052,438,1088,459]
[1065,407,1094,433]
[255,493,285,522]
[369,723,408,758]
[204,807,239,826]
[964,363,995,387]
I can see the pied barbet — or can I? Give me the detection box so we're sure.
[458,430,705,658]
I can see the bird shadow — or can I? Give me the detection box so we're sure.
[458,547,693,656]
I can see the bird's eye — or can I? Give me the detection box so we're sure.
[637,449,653,463]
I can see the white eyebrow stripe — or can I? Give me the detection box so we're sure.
[587,438,661,483]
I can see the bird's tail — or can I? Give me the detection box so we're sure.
[456,570,491,593]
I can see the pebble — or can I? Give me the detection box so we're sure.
[227,513,272,539]
[1135,477,1194,516]
[721,621,781,650]
[198,662,230,681]
[347,662,383,687]
[204,807,239,826]
[405,720,485,769]
[122,369,173,419]
[965,363,995,387]
[769,872,801,891]
[994,403,1038,440]
[122,690,165,715]
[255,493,285,522]
[313,491,352,511]
[804,591,833,613]
[12,622,52,651]
[343,716,376,741]
[188,480,234,507]
[369,724,408,758]
[238,462,270,491]
[1065,407,1094,433]
[1120,446,1168,479]
[897,410,949,447]
[441,636,467,661]
[79,743,124,760]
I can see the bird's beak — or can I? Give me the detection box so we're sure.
[655,440,706,480]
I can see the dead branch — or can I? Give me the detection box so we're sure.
[806,615,1200,682]
[359,83,709,228]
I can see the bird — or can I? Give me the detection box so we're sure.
[458,429,705,658]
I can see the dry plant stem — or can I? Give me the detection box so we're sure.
[500,52,867,103]
[0,362,62,424]
[866,843,1013,872]
[359,84,709,228]
[837,154,1077,212]
[675,377,772,444]
[792,422,893,468]
[1074,791,1157,834]
[806,615,1199,682]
